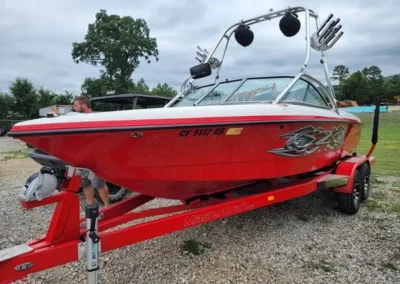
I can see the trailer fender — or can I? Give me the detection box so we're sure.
[333,156,372,194]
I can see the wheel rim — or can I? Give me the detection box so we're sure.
[353,173,361,206]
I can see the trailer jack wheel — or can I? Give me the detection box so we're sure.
[359,163,370,201]
[337,169,361,215]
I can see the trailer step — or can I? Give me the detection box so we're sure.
[0,244,33,263]
[317,174,349,190]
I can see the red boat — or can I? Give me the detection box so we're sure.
[8,6,359,201]
[9,102,362,200]
[1,7,380,284]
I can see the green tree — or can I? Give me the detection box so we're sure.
[151,83,178,98]
[9,78,37,118]
[55,91,75,105]
[81,75,112,97]
[331,65,350,100]
[362,66,383,81]
[341,71,369,105]
[362,65,384,101]
[383,75,400,98]
[331,65,350,82]
[0,92,15,118]
[37,87,57,107]
[133,78,150,94]
[72,9,159,94]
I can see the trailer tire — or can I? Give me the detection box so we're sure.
[359,163,370,202]
[95,182,127,204]
[337,169,361,215]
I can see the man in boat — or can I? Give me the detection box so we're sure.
[72,96,111,207]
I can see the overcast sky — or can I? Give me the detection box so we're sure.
[1,0,399,95]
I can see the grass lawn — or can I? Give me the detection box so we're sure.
[354,111,400,177]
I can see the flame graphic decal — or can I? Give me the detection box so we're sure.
[268,125,346,157]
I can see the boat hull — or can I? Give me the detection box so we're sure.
[10,117,361,200]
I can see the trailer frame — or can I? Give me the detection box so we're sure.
[0,152,376,284]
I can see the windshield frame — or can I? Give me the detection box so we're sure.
[173,75,336,111]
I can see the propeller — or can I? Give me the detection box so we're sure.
[311,13,343,51]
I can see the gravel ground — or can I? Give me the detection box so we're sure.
[1,136,400,284]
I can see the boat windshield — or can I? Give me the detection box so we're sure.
[173,80,243,107]
[225,77,295,103]
[172,84,215,107]
[173,76,333,108]
[196,80,243,106]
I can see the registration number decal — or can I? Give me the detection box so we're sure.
[179,127,229,137]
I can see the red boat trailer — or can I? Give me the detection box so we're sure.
[0,99,380,284]
[0,156,375,284]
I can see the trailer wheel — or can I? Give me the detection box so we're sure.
[337,169,361,215]
[359,163,370,201]
[95,182,127,204]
